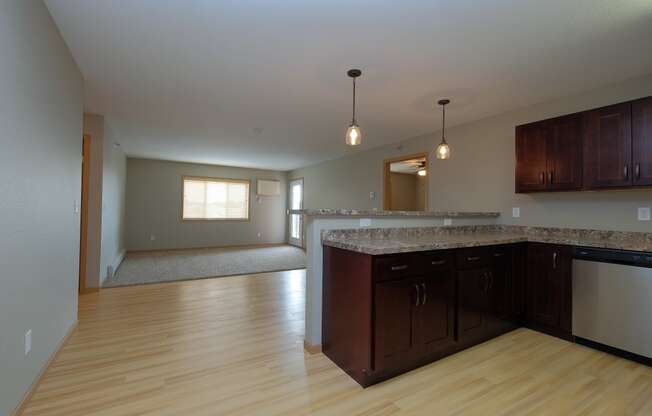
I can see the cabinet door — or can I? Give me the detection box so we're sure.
[488,247,512,322]
[632,97,652,186]
[457,268,490,343]
[526,243,572,335]
[547,114,583,191]
[417,270,455,355]
[516,122,549,192]
[583,103,632,188]
[374,278,419,370]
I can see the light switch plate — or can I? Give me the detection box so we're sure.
[512,207,521,218]
[360,218,371,227]
[443,218,453,226]
[638,207,651,221]
[369,192,376,200]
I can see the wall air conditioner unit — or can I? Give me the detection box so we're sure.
[257,179,281,196]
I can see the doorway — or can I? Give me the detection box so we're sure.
[288,178,304,247]
[383,153,429,211]
[79,134,91,293]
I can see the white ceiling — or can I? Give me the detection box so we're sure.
[45,0,652,171]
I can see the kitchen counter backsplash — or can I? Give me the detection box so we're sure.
[321,225,652,255]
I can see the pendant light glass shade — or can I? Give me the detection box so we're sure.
[417,168,427,176]
[346,69,362,146]
[346,124,362,146]
[436,142,450,159]
[435,99,451,160]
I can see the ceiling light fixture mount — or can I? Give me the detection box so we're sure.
[436,99,451,160]
[345,69,362,146]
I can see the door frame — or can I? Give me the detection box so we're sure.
[383,152,429,210]
[288,177,304,247]
[79,134,91,293]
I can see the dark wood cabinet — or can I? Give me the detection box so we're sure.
[515,95,652,193]
[526,243,572,339]
[323,242,567,387]
[583,103,632,189]
[374,278,419,370]
[632,97,652,186]
[547,114,583,190]
[418,270,456,356]
[515,115,582,193]
[516,121,549,192]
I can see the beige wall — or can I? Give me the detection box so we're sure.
[291,73,652,232]
[126,158,288,251]
[389,172,418,210]
[0,1,84,414]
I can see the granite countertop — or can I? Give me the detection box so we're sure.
[321,225,652,255]
[290,208,500,218]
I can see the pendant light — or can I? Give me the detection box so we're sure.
[345,69,362,146]
[436,99,451,159]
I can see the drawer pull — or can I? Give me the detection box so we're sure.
[467,256,481,262]
[493,253,505,257]
[390,264,408,271]
[431,260,447,266]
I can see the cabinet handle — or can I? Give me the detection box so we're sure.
[391,264,408,271]
[431,260,446,266]
[488,271,494,291]
[624,165,629,180]
[493,253,504,257]
[552,252,558,270]
[414,284,421,307]
[421,283,427,305]
[540,171,545,184]
[548,171,553,184]
[467,256,481,262]
[635,163,641,180]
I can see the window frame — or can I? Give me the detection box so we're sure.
[181,176,251,222]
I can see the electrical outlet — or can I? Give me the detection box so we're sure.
[360,218,371,227]
[25,330,32,356]
[257,232,262,238]
[369,191,376,200]
[638,207,651,221]
[150,234,156,241]
[512,207,521,218]
[443,218,453,226]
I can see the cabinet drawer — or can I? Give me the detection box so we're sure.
[374,255,416,281]
[456,247,491,269]
[417,251,454,273]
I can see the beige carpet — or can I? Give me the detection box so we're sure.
[104,245,306,287]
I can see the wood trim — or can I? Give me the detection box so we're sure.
[78,134,91,294]
[181,176,251,222]
[382,152,429,211]
[303,339,322,355]
[13,321,78,416]
[127,242,288,255]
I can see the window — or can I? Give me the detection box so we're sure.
[182,177,250,220]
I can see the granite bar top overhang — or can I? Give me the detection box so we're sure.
[321,225,652,255]
[290,209,500,218]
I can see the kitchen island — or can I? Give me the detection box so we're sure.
[321,225,652,386]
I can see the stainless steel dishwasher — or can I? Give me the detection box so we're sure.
[573,247,652,364]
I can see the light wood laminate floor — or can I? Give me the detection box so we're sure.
[22,269,652,415]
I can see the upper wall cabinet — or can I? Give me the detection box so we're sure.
[632,97,652,186]
[515,114,582,193]
[583,103,632,189]
[515,95,652,193]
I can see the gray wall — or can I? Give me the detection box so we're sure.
[0,1,84,414]
[291,73,652,232]
[100,122,127,283]
[126,158,288,251]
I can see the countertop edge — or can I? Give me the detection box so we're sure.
[290,209,500,218]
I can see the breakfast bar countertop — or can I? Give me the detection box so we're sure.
[321,225,652,255]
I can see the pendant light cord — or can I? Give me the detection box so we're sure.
[352,77,357,124]
[441,102,447,144]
